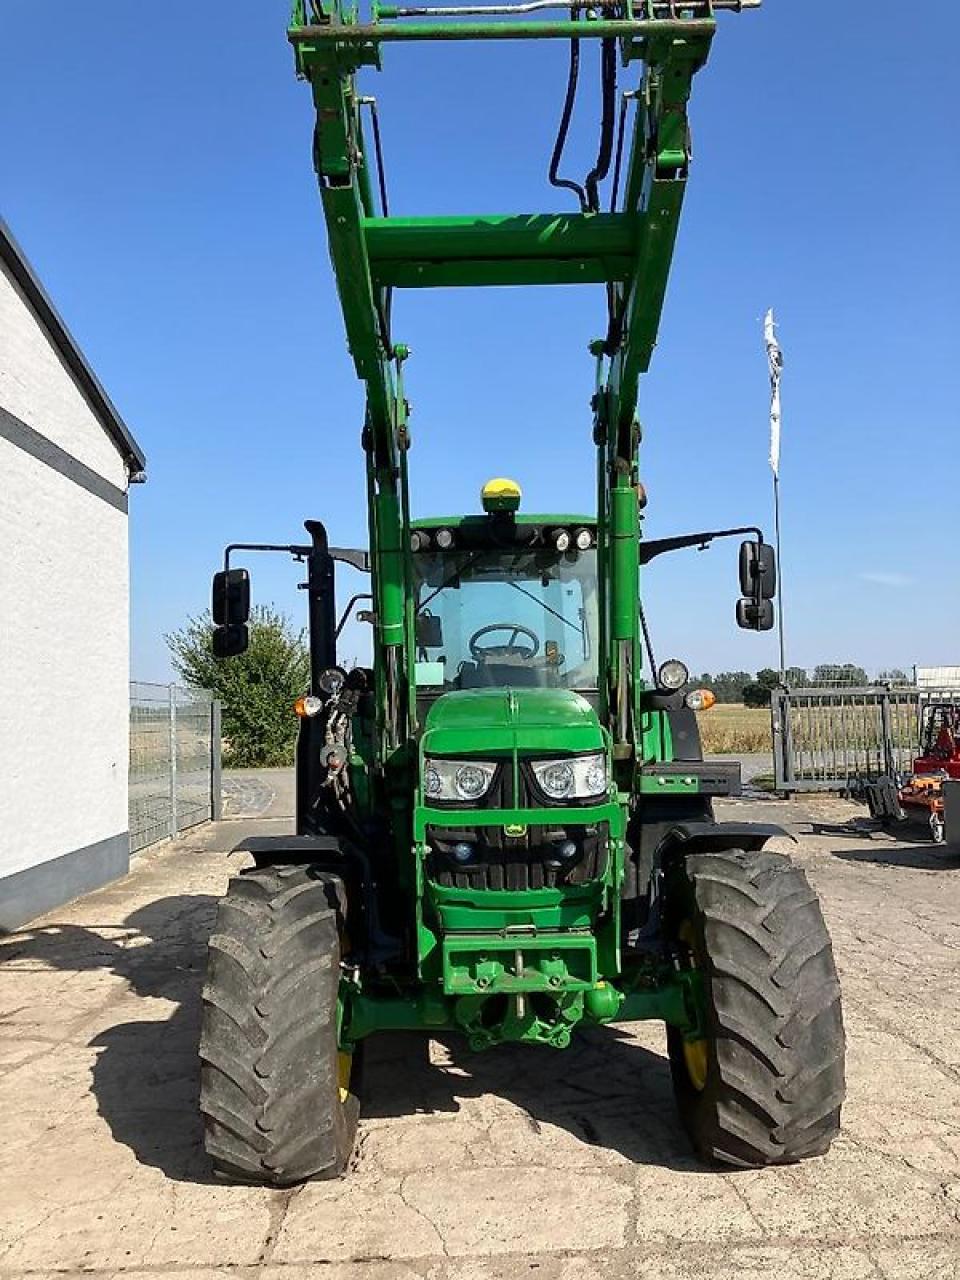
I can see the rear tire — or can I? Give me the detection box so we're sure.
[199,864,360,1185]
[665,848,845,1168]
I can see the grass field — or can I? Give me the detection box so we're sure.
[697,703,771,754]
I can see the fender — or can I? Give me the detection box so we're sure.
[656,821,795,863]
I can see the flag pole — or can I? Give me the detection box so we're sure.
[764,310,787,682]
[772,468,786,680]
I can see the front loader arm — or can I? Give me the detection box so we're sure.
[290,0,756,756]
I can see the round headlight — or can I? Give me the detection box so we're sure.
[554,529,571,553]
[410,531,427,552]
[540,761,574,799]
[455,764,489,800]
[424,765,443,799]
[436,528,454,550]
[685,689,717,712]
[584,761,607,794]
[575,527,593,551]
[318,667,347,697]
[657,659,690,692]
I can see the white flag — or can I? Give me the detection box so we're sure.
[764,309,784,477]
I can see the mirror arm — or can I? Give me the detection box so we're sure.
[639,526,764,566]
[336,593,374,640]
[223,542,311,573]
[223,543,371,574]
[330,547,371,573]
[219,540,371,631]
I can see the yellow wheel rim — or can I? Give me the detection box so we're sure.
[678,919,709,1093]
[682,1037,709,1092]
[337,1050,353,1104]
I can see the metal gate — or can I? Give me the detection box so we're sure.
[129,682,222,852]
[772,686,960,793]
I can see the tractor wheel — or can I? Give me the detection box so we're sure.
[199,864,360,1185]
[665,848,845,1168]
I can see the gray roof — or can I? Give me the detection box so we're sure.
[0,218,146,476]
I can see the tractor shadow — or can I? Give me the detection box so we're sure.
[361,1026,695,1170]
[832,842,960,870]
[2,891,694,1181]
[0,894,220,1185]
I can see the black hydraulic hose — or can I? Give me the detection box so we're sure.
[638,599,657,681]
[548,25,588,212]
[584,37,617,214]
[604,92,630,351]
[368,100,390,218]
[364,98,395,349]
[609,91,629,215]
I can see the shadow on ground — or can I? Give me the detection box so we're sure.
[833,842,960,870]
[1,890,691,1183]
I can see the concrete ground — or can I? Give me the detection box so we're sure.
[2,775,960,1279]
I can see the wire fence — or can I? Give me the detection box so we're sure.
[130,682,222,853]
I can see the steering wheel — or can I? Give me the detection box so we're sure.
[469,623,540,662]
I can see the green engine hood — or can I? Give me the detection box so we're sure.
[421,688,604,757]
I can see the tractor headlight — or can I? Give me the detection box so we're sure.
[423,757,497,803]
[657,659,689,691]
[531,753,608,800]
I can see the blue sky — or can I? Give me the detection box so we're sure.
[3,2,958,681]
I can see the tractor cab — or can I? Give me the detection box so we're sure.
[410,480,599,709]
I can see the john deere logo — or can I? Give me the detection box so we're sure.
[504,824,527,838]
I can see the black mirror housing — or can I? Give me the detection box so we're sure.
[739,541,777,601]
[213,568,250,625]
[736,598,775,632]
[416,612,443,649]
[213,623,249,658]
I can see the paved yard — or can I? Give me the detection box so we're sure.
[2,778,960,1279]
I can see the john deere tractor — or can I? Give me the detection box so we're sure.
[200,0,845,1184]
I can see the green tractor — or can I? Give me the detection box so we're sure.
[199,0,845,1184]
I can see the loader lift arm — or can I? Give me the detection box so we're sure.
[289,0,757,755]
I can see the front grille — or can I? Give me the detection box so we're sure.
[426,822,609,890]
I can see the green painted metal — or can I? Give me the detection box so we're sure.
[365,213,637,288]
[288,0,751,1050]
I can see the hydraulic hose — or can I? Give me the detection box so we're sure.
[584,37,617,213]
[547,22,588,212]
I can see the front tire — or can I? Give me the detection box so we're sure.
[665,848,845,1168]
[199,864,360,1185]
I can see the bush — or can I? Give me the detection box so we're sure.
[742,682,771,709]
[166,606,310,767]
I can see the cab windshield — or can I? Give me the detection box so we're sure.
[412,547,599,692]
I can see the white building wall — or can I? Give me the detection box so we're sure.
[915,667,960,690]
[0,258,131,929]
[0,264,126,488]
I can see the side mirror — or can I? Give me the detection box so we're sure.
[736,598,775,632]
[212,568,250,626]
[212,622,249,658]
[739,541,777,601]
[416,612,443,649]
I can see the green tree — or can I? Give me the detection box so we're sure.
[813,663,870,687]
[167,606,310,767]
[708,671,754,704]
[742,682,770,709]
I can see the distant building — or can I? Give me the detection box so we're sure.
[915,667,960,690]
[0,219,146,931]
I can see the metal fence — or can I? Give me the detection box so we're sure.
[130,682,222,853]
[772,686,960,794]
